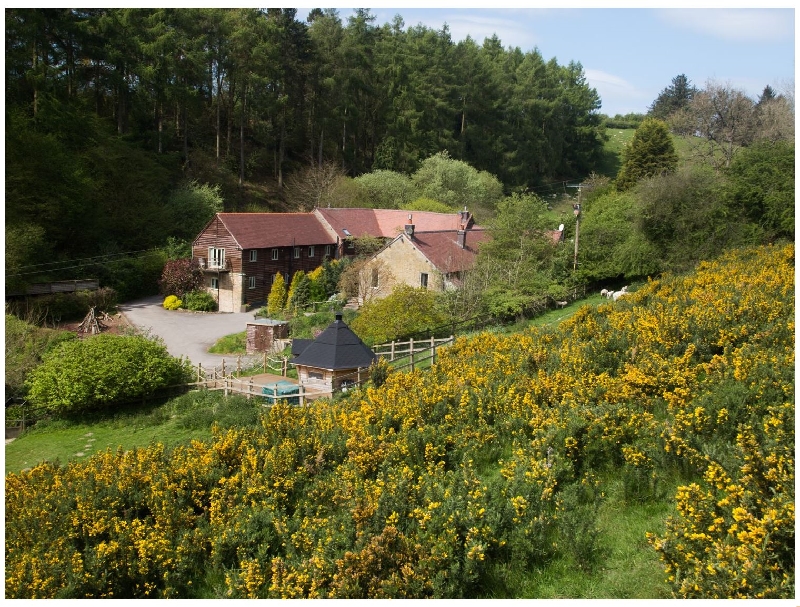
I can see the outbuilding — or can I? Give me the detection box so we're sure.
[291,312,376,393]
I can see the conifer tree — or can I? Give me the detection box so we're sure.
[616,118,678,191]
[267,272,287,317]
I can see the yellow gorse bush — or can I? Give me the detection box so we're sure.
[5,244,793,598]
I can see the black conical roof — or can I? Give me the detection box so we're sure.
[292,312,376,370]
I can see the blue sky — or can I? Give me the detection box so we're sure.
[358,6,795,117]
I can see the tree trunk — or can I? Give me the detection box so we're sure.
[215,71,222,165]
[239,84,246,187]
[157,100,163,154]
[278,106,286,189]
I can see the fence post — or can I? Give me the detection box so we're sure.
[273,384,278,406]
[237,356,241,376]
[300,384,305,408]
[248,377,253,400]
[197,363,202,384]
[222,359,226,378]
[224,378,229,397]
[282,357,287,376]
[390,340,395,361]
[410,337,415,371]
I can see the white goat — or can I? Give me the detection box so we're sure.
[555,300,568,308]
[600,288,610,298]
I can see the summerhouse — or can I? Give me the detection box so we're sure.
[291,312,376,393]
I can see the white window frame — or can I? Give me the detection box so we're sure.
[309,245,315,258]
[211,277,219,290]
[272,248,279,260]
[325,245,332,257]
[420,272,428,289]
[294,246,301,259]
[248,276,256,289]
[209,247,225,269]
[249,250,257,262]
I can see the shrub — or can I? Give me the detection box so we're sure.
[163,295,182,310]
[158,258,203,297]
[182,290,216,312]
[5,313,77,397]
[6,288,119,325]
[25,334,192,415]
[351,285,447,344]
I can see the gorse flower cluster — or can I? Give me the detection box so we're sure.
[5,244,793,598]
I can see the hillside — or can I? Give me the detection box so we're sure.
[5,243,793,599]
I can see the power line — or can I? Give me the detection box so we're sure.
[11,249,154,272]
[6,249,163,278]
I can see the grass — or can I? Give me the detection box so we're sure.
[208,331,247,354]
[594,127,635,178]
[4,391,264,475]
[481,477,674,599]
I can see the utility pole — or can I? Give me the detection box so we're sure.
[572,187,581,271]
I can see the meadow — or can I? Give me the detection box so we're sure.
[5,243,794,599]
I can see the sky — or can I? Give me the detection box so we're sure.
[357,5,796,117]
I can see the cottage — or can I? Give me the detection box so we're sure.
[359,226,490,301]
[358,219,564,302]
[291,312,376,393]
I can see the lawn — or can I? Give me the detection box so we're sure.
[4,391,264,475]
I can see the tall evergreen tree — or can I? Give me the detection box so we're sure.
[616,118,678,190]
[648,74,697,121]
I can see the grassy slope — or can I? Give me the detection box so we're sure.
[5,400,214,475]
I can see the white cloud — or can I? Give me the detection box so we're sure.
[656,9,793,42]
[584,69,652,116]
[441,14,541,49]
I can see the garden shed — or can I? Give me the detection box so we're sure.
[291,312,376,393]
[246,319,289,354]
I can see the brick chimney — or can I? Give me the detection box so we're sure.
[459,206,470,226]
[404,213,415,238]
[457,229,466,249]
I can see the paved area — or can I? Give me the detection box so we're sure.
[118,295,266,369]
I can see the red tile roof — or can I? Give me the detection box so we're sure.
[403,229,490,274]
[216,213,336,249]
[315,208,472,239]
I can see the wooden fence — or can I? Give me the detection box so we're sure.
[372,335,454,371]
[6,336,459,433]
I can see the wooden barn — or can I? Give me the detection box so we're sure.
[291,312,376,393]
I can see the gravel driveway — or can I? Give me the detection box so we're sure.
[119,295,264,369]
